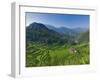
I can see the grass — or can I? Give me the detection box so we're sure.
[26,42,89,67]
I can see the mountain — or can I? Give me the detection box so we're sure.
[73,27,89,33]
[26,22,68,44]
[77,31,89,43]
[45,24,57,31]
[46,24,88,35]
[46,25,77,37]
[56,27,77,36]
[26,22,89,45]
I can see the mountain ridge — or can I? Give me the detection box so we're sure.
[26,22,68,44]
[26,22,89,44]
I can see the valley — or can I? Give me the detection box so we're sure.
[26,22,89,67]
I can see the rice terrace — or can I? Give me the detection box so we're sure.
[25,12,90,67]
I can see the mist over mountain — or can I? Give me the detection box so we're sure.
[72,27,89,33]
[45,24,88,36]
[46,24,75,35]
[26,22,89,44]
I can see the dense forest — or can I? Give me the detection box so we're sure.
[26,22,89,67]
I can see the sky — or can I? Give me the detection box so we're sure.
[25,12,89,29]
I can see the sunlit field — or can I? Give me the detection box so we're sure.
[25,12,89,67]
[26,42,89,67]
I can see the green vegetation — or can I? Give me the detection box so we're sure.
[26,42,89,67]
[26,22,89,67]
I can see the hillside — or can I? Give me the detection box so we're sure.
[26,22,68,44]
[26,22,89,67]
[77,31,89,43]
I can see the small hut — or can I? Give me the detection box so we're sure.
[69,48,77,54]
